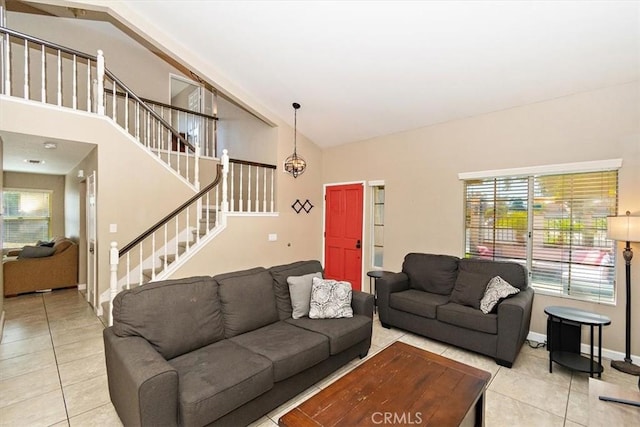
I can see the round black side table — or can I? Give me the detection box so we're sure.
[544,306,611,378]
[366,270,389,313]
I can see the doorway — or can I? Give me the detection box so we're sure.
[323,183,364,291]
[86,171,97,309]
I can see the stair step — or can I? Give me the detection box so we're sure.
[142,266,164,280]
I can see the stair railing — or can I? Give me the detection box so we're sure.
[227,158,277,213]
[108,150,229,324]
[0,26,200,189]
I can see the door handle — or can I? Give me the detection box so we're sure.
[356,240,361,249]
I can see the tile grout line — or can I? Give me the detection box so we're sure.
[42,293,72,426]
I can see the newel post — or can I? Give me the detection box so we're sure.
[109,241,119,326]
[221,149,229,213]
[96,49,105,115]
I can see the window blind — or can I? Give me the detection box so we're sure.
[464,170,618,303]
[2,190,52,249]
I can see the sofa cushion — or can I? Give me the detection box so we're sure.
[437,303,497,334]
[480,276,521,314]
[458,258,528,291]
[18,245,55,259]
[403,253,460,295]
[449,269,494,309]
[389,289,450,319]
[309,277,353,319]
[112,276,224,359]
[215,267,279,338]
[269,260,324,320]
[285,314,371,355]
[230,321,329,381]
[288,272,323,319]
[168,339,273,426]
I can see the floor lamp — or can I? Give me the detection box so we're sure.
[607,211,640,376]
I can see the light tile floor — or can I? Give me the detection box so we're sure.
[1,288,638,426]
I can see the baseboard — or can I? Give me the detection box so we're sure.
[527,331,639,365]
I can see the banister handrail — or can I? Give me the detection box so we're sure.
[0,25,193,152]
[230,158,277,170]
[119,163,223,257]
[103,68,195,152]
[138,95,218,121]
[0,26,96,61]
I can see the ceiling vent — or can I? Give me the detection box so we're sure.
[24,159,45,165]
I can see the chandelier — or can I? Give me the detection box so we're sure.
[284,102,306,178]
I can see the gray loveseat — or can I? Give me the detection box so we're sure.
[103,260,374,426]
[377,253,534,367]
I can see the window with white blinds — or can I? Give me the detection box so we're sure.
[464,170,618,303]
[2,189,52,249]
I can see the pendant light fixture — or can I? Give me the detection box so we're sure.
[284,102,306,178]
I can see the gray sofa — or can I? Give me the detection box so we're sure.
[103,260,374,426]
[377,253,534,367]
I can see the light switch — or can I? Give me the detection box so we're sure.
[268,233,277,241]
[110,224,118,233]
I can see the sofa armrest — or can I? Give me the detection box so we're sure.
[376,272,410,324]
[496,287,534,366]
[352,290,374,318]
[104,328,179,427]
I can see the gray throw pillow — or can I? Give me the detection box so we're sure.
[309,277,353,319]
[18,245,55,259]
[288,272,322,319]
[480,276,520,314]
[449,270,494,309]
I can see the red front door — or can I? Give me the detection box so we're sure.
[324,183,364,291]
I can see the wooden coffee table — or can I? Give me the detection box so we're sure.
[279,341,491,427]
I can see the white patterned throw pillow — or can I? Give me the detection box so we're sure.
[480,276,520,314]
[309,277,353,319]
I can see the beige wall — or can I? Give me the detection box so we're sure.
[0,97,197,303]
[3,171,66,239]
[322,82,640,356]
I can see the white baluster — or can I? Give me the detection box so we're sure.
[124,92,129,132]
[186,209,190,250]
[86,57,90,111]
[109,242,119,327]
[96,50,104,115]
[23,39,28,99]
[194,144,200,190]
[112,81,116,120]
[3,33,11,96]
[222,149,229,213]
[270,168,275,212]
[230,163,235,212]
[239,164,244,212]
[56,49,61,106]
[247,165,252,213]
[135,102,140,140]
[139,245,143,285]
[151,232,156,280]
[72,54,77,109]
[255,165,259,212]
[42,45,46,103]
[175,216,179,261]
[163,223,168,269]
[126,252,131,290]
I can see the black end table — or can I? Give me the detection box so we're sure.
[366,270,390,313]
[544,306,611,378]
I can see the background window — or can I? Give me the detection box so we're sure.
[2,189,52,249]
[464,170,618,303]
[371,185,385,268]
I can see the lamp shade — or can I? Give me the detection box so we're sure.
[607,213,640,242]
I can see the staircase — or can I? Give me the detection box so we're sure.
[1,25,279,324]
